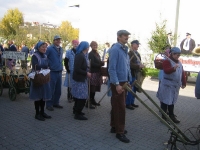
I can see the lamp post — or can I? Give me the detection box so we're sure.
[174,0,180,46]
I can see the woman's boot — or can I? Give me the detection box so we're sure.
[168,104,180,123]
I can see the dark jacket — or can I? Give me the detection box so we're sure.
[128,50,141,77]
[180,38,196,51]
[88,50,104,73]
[73,52,88,82]
[9,44,17,51]
[21,46,29,58]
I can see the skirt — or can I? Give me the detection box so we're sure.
[90,72,102,92]
[29,81,51,101]
[71,79,88,99]
[63,72,73,88]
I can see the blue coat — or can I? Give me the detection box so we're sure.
[63,49,75,87]
[46,44,63,72]
[108,42,132,84]
[195,72,200,99]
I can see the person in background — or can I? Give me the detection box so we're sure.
[125,40,143,110]
[87,41,104,108]
[102,42,110,61]
[71,41,91,120]
[6,40,17,70]
[180,33,196,55]
[195,71,200,99]
[166,32,172,47]
[29,41,51,121]
[108,30,132,143]
[102,42,110,84]
[0,44,4,66]
[21,43,29,69]
[45,35,63,111]
[157,47,186,124]
[29,44,35,57]
[64,40,79,103]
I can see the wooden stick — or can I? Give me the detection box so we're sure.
[122,82,188,144]
[97,87,111,104]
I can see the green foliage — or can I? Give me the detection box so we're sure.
[148,20,169,53]
[0,8,79,50]
[0,8,24,38]
[58,21,79,48]
[146,68,159,77]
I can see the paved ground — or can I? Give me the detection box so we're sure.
[0,72,200,150]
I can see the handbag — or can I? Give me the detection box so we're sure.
[31,65,50,87]
[154,53,164,70]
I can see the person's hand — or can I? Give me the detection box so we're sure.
[87,72,91,78]
[116,85,124,94]
[173,64,179,70]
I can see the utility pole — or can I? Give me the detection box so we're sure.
[174,0,180,46]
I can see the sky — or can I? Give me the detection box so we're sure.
[0,0,80,27]
[0,0,200,47]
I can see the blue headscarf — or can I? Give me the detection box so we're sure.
[34,41,45,51]
[76,41,89,54]
[170,47,181,53]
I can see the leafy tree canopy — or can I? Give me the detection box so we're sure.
[148,20,169,53]
[0,8,24,38]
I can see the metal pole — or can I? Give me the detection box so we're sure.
[174,0,180,46]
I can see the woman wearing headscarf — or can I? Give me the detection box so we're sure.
[87,41,104,108]
[64,40,79,103]
[29,41,52,121]
[71,41,91,120]
[157,47,186,124]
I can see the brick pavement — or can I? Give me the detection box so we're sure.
[0,73,200,150]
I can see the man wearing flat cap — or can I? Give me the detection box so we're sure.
[180,33,196,55]
[126,40,144,110]
[108,30,132,143]
[46,35,63,111]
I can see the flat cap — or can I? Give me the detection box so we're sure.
[53,35,62,40]
[131,40,140,45]
[117,30,130,36]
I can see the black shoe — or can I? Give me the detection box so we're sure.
[74,114,88,120]
[53,105,63,108]
[91,99,100,106]
[41,112,52,119]
[46,107,54,111]
[126,105,134,110]
[110,127,127,134]
[131,104,139,108]
[169,115,180,124]
[73,111,85,115]
[35,114,45,121]
[116,134,130,143]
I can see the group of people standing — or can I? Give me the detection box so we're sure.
[64,40,104,120]
[28,29,187,144]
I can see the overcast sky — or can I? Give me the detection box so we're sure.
[0,0,80,27]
